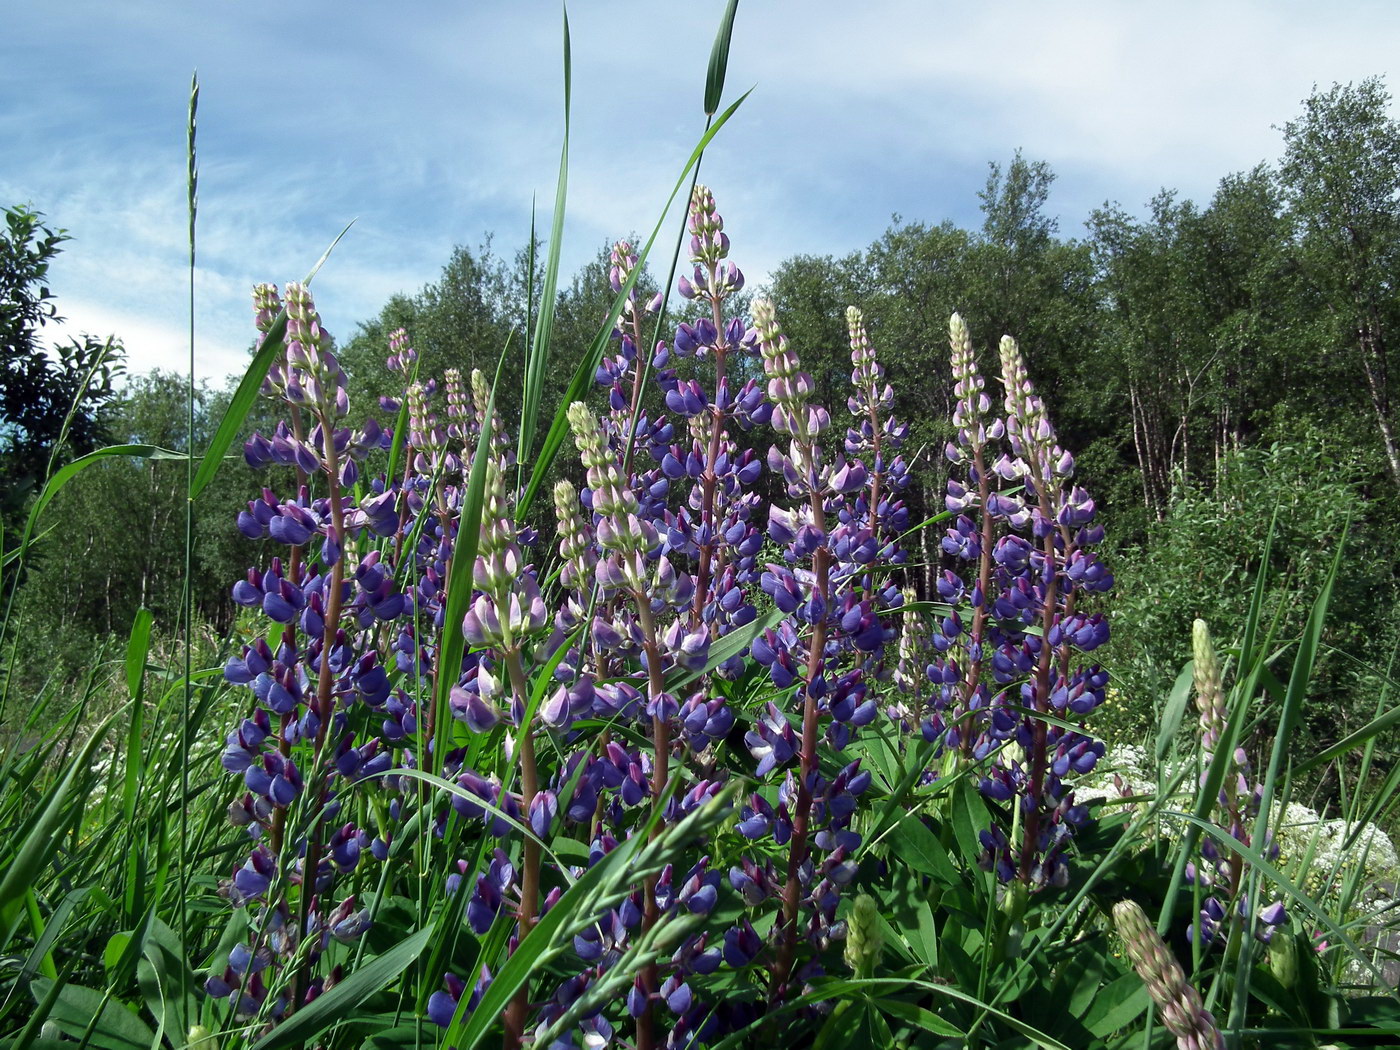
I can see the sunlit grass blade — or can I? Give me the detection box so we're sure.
[704,0,741,115]
[1172,811,1393,991]
[13,446,185,563]
[1253,525,1342,844]
[1155,515,1280,937]
[121,608,153,920]
[446,784,735,1048]
[1155,658,1193,764]
[248,926,435,1050]
[0,704,126,945]
[516,88,751,520]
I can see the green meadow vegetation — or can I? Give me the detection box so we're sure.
[3,9,1400,1049]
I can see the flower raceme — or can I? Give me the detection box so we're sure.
[211,190,1112,1047]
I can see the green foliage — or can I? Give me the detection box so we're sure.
[1103,431,1397,747]
[0,205,125,530]
[6,374,265,688]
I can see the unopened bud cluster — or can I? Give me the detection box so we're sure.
[1113,901,1225,1050]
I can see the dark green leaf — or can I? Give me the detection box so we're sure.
[248,926,434,1050]
[27,981,153,1050]
[703,0,740,115]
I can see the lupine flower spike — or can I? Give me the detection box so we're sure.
[1114,900,1226,1050]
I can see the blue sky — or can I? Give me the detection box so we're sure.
[6,1,1400,383]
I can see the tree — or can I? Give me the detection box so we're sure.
[337,239,517,421]
[0,205,123,520]
[1279,77,1400,486]
[969,154,1097,447]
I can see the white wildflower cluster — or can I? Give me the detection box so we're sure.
[1075,744,1157,805]
[1274,802,1400,906]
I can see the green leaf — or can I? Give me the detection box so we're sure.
[1155,657,1194,763]
[138,918,196,1045]
[360,1023,435,1049]
[27,981,154,1050]
[1254,526,1342,849]
[1080,971,1148,1037]
[669,606,781,690]
[950,777,986,872]
[189,222,352,499]
[248,925,435,1050]
[703,0,741,115]
[449,786,734,1047]
[123,608,153,701]
[0,705,125,944]
[708,976,1070,1050]
[1172,811,1387,987]
[876,997,965,1038]
[892,813,961,886]
[120,608,153,849]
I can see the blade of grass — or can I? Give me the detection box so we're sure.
[248,926,435,1050]
[703,0,741,115]
[181,70,199,985]
[1252,525,1342,849]
[446,784,734,1049]
[1155,658,1194,764]
[121,608,153,922]
[516,88,751,521]
[708,977,1071,1050]
[0,704,127,944]
[1156,515,1280,938]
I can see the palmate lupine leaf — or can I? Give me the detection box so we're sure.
[25,979,154,1050]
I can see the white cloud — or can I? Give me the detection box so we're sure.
[6,0,1400,384]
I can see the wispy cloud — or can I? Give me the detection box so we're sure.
[6,1,1399,381]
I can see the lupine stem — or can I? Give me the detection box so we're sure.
[691,273,729,629]
[633,597,671,1050]
[771,501,829,1000]
[503,647,540,1050]
[290,408,349,1010]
